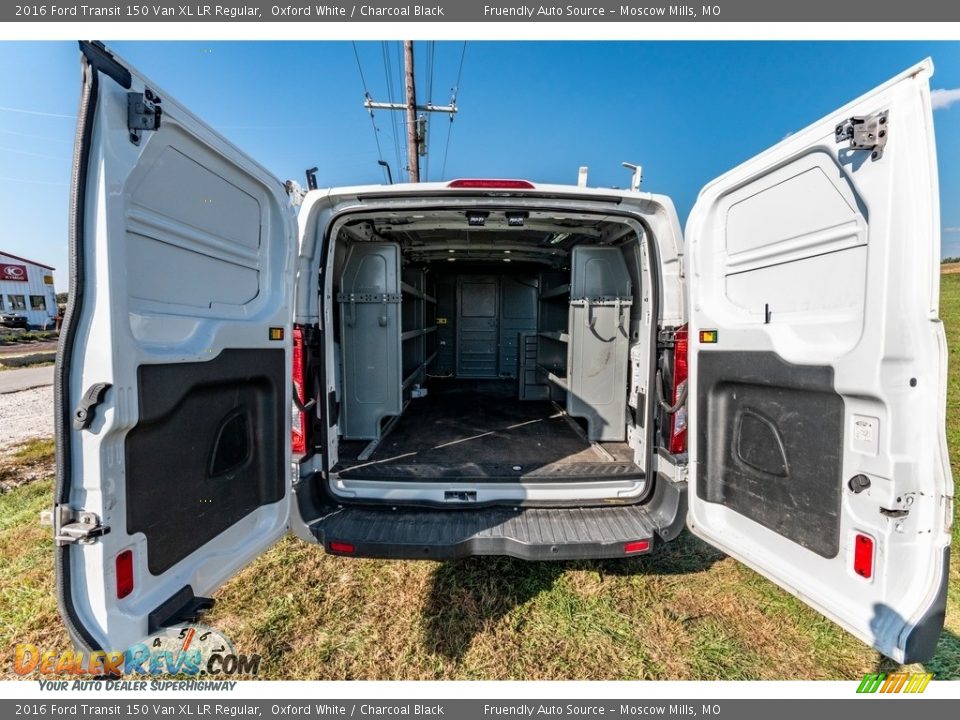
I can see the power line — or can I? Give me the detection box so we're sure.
[423,41,435,181]
[382,41,403,182]
[0,145,68,162]
[352,42,389,183]
[0,128,72,143]
[454,41,467,92]
[351,41,371,94]
[363,41,457,183]
[0,175,68,187]
[440,119,454,181]
[0,104,75,119]
[394,41,407,180]
[440,42,467,180]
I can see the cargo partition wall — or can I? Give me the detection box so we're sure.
[536,247,632,441]
[337,242,403,440]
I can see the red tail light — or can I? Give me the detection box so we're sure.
[668,325,689,455]
[116,550,134,599]
[329,541,355,554]
[447,179,535,190]
[624,540,651,554]
[292,325,307,456]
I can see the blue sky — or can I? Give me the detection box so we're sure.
[1,40,959,289]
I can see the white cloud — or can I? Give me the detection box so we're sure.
[932,88,960,111]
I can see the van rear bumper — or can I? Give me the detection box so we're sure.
[296,475,687,561]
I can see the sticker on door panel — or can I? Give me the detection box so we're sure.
[851,414,880,456]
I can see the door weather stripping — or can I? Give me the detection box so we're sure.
[127,90,162,145]
[835,111,889,160]
[40,506,109,546]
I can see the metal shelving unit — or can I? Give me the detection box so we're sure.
[401,268,437,395]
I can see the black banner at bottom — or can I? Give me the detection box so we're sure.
[3,699,957,720]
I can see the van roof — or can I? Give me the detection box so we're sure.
[307,180,664,205]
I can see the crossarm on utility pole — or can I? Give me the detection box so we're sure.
[364,100,458,113]
[362,41,461,182]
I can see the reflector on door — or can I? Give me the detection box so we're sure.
[854,533,874,579]
[116,550,134,599]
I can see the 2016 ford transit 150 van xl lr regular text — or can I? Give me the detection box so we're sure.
[52,41,953,665]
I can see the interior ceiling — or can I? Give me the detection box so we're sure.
[340,209,634,268]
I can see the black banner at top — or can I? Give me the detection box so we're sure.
[5,0,960,22]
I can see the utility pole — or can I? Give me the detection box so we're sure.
[363,41,458,183]
[403,40,419,183]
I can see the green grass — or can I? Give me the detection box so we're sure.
[13,439,55,464]
[0,478,67,657]
[0,438,56,488]
[0,331,56,346]
[2,281,960,680]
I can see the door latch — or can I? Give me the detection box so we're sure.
[74,382,112,430]
[127,90,162,145]
[835,110,888,160]
[40,506,109,546]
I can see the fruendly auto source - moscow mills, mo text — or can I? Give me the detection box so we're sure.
[482,5,711,17]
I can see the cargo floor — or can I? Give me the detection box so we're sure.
[333,380,639,482]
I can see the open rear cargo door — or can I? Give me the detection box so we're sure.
[54,42,295,653]
[686,59,953,663]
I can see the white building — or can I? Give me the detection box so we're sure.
[0,252,58,329]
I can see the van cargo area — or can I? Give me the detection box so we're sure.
[333,379,639,482]
[315,206,656,504]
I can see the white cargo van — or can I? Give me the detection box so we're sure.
[53,41,953,665]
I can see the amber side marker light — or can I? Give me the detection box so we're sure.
[699,329,718,344]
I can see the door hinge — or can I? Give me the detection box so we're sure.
[127,90,162,145]
[40,506,109,546]
[657,326,685,347]
[74,382,112,430]
[835,110,888,160]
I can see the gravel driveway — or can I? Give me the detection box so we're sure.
[0,385,54,447]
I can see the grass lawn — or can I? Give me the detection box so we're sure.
[3,278,960,680]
